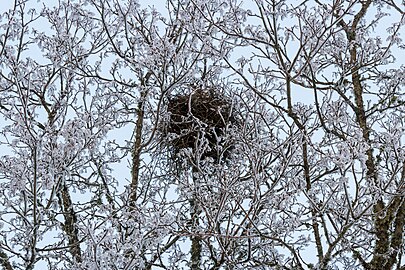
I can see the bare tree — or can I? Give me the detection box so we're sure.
[188,0,405,269]
[0,0,403,269]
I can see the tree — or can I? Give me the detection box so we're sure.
[0,0,403,269]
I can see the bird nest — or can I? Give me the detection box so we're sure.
[161,90,236,162]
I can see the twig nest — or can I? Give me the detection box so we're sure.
[162,89,236,162]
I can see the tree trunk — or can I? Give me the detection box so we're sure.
[57,182,82,263]
[129,90,147,206]
[190,167,202,269]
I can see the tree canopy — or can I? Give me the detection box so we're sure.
[0,0,404,269]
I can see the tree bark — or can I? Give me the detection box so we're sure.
[57,182,82,263]
[342,1,405,268]
[129,90,147,205]
[190,167,202,270]
[129,72,151,206]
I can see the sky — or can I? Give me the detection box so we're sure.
[0,0,404,269]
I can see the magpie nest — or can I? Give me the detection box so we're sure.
[161,90,236,162]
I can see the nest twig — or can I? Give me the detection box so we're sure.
[162,89,235,162]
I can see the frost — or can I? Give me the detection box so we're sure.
[0,0,403,269]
